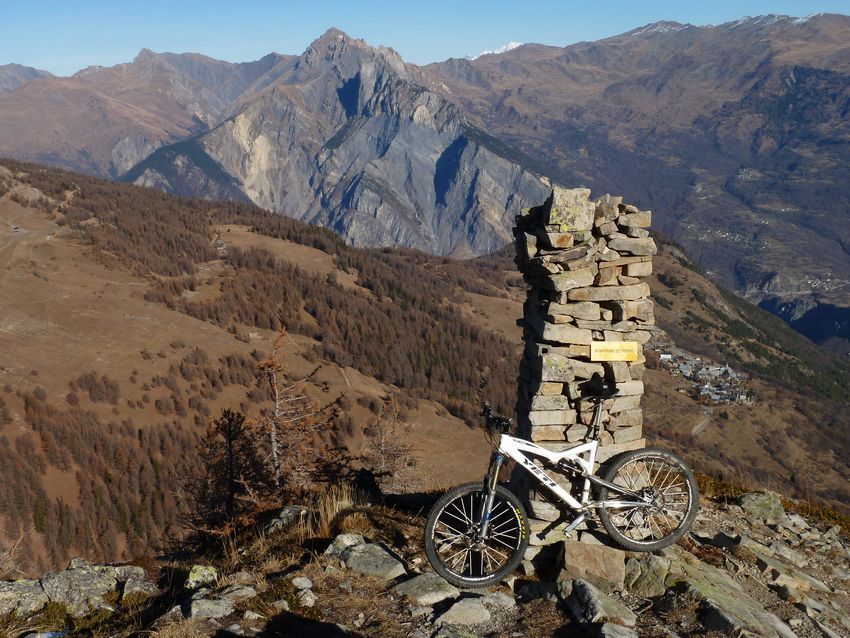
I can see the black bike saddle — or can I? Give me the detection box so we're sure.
[579,372,619,400]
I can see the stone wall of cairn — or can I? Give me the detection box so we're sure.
[513,186,656,549]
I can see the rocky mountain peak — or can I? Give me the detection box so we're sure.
[295,27,410,84]
[302,28,368,61]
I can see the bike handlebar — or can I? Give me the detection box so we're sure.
[481,402,512,433]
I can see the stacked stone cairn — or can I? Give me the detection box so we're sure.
[513,186,656,550]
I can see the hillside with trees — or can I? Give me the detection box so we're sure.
[1,160,849,575]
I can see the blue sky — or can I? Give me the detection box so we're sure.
[3,0,850,75]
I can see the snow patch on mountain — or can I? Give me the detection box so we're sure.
[468,42,523,60]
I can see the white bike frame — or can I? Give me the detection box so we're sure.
[497,433,648,511]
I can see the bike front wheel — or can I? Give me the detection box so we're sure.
[424,482,529,588]
[597,448,699,552]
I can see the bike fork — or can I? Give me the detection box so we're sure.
[478,454,504,538]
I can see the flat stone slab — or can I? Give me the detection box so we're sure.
[393,572,459,606]
[341,543,406,581]
[482,591,516,608]
[606,237,657,256]
[435,597,491,627]
[567,283,650,302]
[548,187,595,231]
[219,584,258,601]
[548,267,597,292]
[665,546,797,638]
[189,597,235,619]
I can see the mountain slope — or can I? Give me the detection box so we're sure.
[0,50,291,176]
[425,14,850,348]
[122,30,549,256]
[0,63,52,92]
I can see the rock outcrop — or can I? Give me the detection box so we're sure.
[2,493,847,637]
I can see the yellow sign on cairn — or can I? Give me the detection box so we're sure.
[590,341,639,362]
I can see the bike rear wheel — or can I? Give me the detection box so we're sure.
[597,448,699,552]
[424,482,529,588]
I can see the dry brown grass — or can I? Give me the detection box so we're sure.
[697,472,850,538]
[148,618,212,638]
[287,567,415,638]
[488,598,570,637]
[695,473,748,501]
[303,483,361,540]
[235,483,367,573]
[0,613,41,638]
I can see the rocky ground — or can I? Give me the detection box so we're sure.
[1,491,848,637]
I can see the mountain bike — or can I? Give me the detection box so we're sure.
[424,374,699,587]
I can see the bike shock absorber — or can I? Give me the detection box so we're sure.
[479,454,504,537]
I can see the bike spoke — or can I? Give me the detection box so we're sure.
[435,520,466,537]
[447,502,471,526]
[488,534,519,551]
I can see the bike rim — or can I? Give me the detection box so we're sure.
[431,491,523,582]
[607,455,692,545]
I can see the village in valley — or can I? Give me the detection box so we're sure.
[655,348,753,405]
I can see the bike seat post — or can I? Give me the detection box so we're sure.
[591,396,605,438]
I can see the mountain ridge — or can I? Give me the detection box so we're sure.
[2,17,850,345]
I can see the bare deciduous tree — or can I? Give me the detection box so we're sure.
[0,535,23,579]
[364,397,418,494]
[258,331,326,498]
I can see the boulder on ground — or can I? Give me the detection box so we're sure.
[739,492,787,526]
[0,579,49,616]
[264,505,307,533]
[41,564,118,617]
[624,555,670,598]
[340,543,406,581]
[435,597,491,627]
[560,540,626,591]
[189,597,235,619]
[324,533,365,558]
[185,564,218,590]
